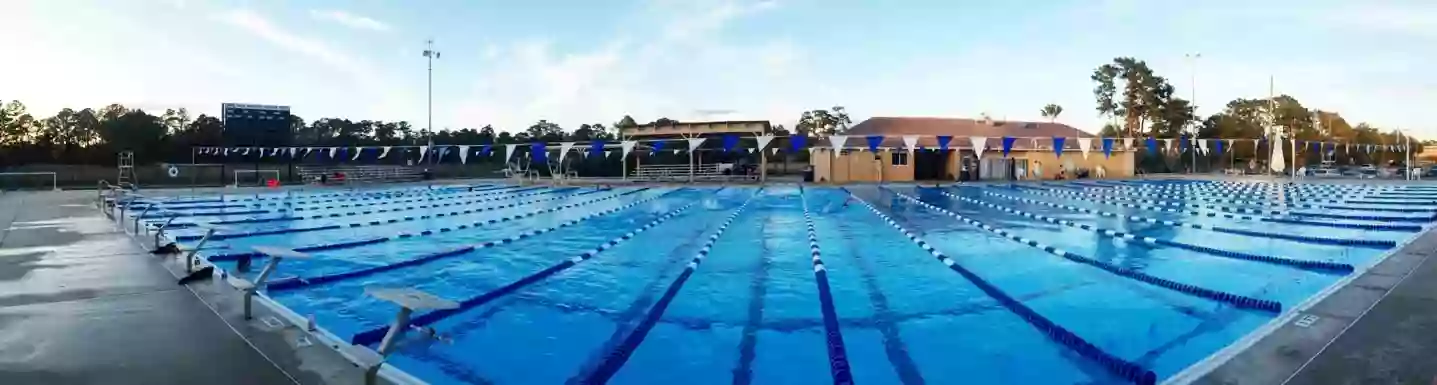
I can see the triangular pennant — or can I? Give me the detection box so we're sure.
[971,136,989,159]
[687,138,706,152]
[902,135,920,153]
[303,147,313,157]
[1197,139,1209,155]
[865,135,884,152]
[480,144,493,156]
[722,134,739,152]
[558,142,576,163]
[458,145,470,164]
[328,147,337,159]
[771,148,779,155]
[937,136,952,152]
[828,135,848,153]
[755,135,775,152]
[272,148,281,157]
[1146,138,1158,154]
[288,147,297,158]
[791,135,807,153]
[1214,139,1224,154]
[416,145,429,163]
[379,147,391,159]
[1161,138,1174,153]
[1123,137,1134,150]
[1052,137,1066,158]
[672,149,680,155]
[1000,137,1015,157]
[505,144,519,161]
[589,140,606,157]
[621,141,637,158]
[1102,137,1114,158]
[352,147,363,161]
[605,150,613,158]
[1077,137,1092,159]
[747,148,755,154]
[241,148,251,156]
[531,142,548,164]
[650,141,666,155]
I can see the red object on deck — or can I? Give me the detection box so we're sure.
[266,179,280,188]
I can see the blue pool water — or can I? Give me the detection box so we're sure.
[132,180,1435,384]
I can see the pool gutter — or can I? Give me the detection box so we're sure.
[106,190,431,385]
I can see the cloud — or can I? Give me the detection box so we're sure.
[309,9,392,32]
[218,9,379,84]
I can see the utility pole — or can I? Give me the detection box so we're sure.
[422,39,440,166]
[1185,53,1200,174]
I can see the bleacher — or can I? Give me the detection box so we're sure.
[631,164,756,182]
[297,165,425,184]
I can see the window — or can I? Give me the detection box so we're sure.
[892,152,909,166]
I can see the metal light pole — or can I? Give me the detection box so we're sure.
[422,40,441,166]
[1185,53,1200,173]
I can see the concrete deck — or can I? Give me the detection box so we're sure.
[0,190,381,385]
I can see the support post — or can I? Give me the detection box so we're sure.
[183,227,220,274]
[240,246,312,320]
[132,204,153,234]
[154,215,179,248]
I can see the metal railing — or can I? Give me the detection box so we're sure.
[0,171,60,191]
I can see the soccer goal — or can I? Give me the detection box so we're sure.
[0,172,60,191]
[233,169,282,187]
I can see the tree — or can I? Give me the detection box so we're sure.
[652,117,680,126]
[796,106,852,136]
[526,119,564,142]
[478,125,496,143]
[616,115,638,128]
[161,108,191,135]
[98,109,166,161]
[1090,57,1190,137]
[1040,104,1064,123]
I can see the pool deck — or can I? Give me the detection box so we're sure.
[5,179,1437,384]
[0,190,383,385]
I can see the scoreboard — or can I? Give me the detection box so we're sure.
[222,103,292,147]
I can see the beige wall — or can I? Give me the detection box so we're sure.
[810,149,915,183]
[1013,150,1135,179]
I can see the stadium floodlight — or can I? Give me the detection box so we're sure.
[423,39,441,165]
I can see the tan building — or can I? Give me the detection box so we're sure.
[810,117,1136,183]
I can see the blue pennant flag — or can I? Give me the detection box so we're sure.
[791,135,806,153]
[1146,137,1158,153]
[722,134,739,153]
[1179,134,1189,151]
[1052,137,1066,158]
[1102,138,1114,158]
[866,135,884,152]
[650,140,666,154]
[1311,141,1320,152]
[937,136,952,152]
[531,142,547,163]
[480,144,493,155]
[1001,137,1016,157]
[1215,139,1225,154]
[589,140,606,157]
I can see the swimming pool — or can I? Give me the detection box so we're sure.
[130,180,1434,384]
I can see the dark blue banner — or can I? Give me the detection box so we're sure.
[1001,137,1015,157]
[1052,137,1066,158]
[866,135,884,152]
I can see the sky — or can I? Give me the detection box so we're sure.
[3,0,1435,138]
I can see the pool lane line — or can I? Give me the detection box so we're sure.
[125,183,501,209]
[937,190,1355,274]
[207,188,651,262]
[886,188,1282,313]
[174,188,597,241]
[1071,184,1437,215]
[264,188,687,292]
[159,186,549,227]
[977,189,1397,249]
[1008,185,1427,231]
[733,206,776,385]
[1113,183,1437,204]
[845,190,1157,385]
[277,185,536,211]
[348,189,716,346]
[1094,182,1373,201]
[799,186,856,385]
[582,190,761,384]
[832,187,926,385]
[1091,183,1437,208]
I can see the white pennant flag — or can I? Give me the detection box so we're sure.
[687,137,706,152]
[1123,138,1134,150]
[417,145,429,163]
[303,147,314,157]
[970,136,989,159]
[559,142,577,163]
[1161,139,1173,153]
[672,149,680,155]
[828,135,848,153]
[1030,138,1039,150]
[620,141,637,158]
[755,135,775,152]
[288,147,297,158]
[1226,139,1234,151]
[1197,140,1209,155]
[328,147,338,159]
[605,150,613,158]
[1077,137,1092,159]
[458,145,470,164]
[771,148,779,155]
[505,144,519,161]
[747,148,755,153]
[1270,141,1286,172]
[223,148,230,156]
[352,147,363,161]
[808,147,817,156]
[241,148,250,156]
[271,148,281,156]
[379,147,391,159]
[902,135,920,153]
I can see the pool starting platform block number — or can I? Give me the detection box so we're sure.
[235,246,312,320]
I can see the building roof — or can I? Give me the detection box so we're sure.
[621,120,771,138]
[845,117,1097,150]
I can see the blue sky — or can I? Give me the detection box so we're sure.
[4,0,1434,137]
